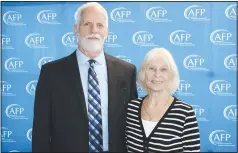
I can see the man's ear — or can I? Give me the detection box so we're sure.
[104,27,108,40]
[74,24,79,35]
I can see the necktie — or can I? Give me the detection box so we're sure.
[88,59,103,152]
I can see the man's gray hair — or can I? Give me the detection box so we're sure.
[74,2,108,28]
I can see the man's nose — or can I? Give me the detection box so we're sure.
[91,24,98,34]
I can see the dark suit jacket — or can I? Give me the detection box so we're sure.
[32,51,138,152]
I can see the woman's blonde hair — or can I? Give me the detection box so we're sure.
[138,47,180,94]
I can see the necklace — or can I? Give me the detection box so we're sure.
[142,96,172,121]
[143,104,153,121]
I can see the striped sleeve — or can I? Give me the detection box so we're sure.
[182,106,200,152]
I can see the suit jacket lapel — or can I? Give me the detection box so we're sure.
[105,53,118,124]
[67,51,118,121]
[67,50,88,121]
[68,51,120,148]
[67,51,119,136]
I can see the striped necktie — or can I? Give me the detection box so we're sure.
[87,59,103,152]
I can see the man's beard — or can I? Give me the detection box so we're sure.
[78,33,105,52]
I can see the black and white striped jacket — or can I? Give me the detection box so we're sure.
[125,96,200,152]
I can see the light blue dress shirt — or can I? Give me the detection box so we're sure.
[76,49,109,151]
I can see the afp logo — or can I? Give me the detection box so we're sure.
[115,55,132,63]
[170,30,194,46]
[136,81,146,97]
[225,4,237,20]
[1,81,15,96]
[132,31,157,47]
[26,80,38,95]
[38,57,55,69]
[209,80,235,96]
[146,6,172,22]
[62,32,78,48]
[1,127,15,143]
[37,10,61,24]
[183,54,209,71]
[5,57,27,73]
[192,105,208,121]
[224,105,237,121]
[224,54,237,71]
[1,35,14,49]
[25,33,48,48]
[175,80,194,96]
[8,150,20,152]
[210,29,235,45]
[3,11,26,26]
[110,7,135,23]
[209,130,235,146]
[105,32,122,47]
[184,5,210,21]
[5,104,28,120]
[27,128,32,142]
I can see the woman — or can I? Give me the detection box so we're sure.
[125,48,200,152]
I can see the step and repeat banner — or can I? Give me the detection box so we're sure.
[1,1,237,152]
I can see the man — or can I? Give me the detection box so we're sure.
[32,2,138,152]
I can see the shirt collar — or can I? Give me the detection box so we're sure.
[76,48,106,65]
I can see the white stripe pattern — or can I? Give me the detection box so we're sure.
[127,116,139,123]
[125,97,200,152]
[127,126,142,132]
[151,136,181,141]
[161,122,183,129]
[164,117,185,123]
[127,112,138,118]
[157,127,182,134]
[128,103,139,108]
[167,113,186,118]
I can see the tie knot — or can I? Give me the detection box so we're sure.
[88,59,96,66]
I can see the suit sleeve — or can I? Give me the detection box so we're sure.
[32,64,52,152]
[124,65,138,152]
[130,65,138,100]
[182,106,200,152]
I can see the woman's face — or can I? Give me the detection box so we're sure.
[145,57,172,93]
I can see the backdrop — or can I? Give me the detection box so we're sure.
[1,1,237,152]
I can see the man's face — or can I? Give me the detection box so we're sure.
[74,7,108,52]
